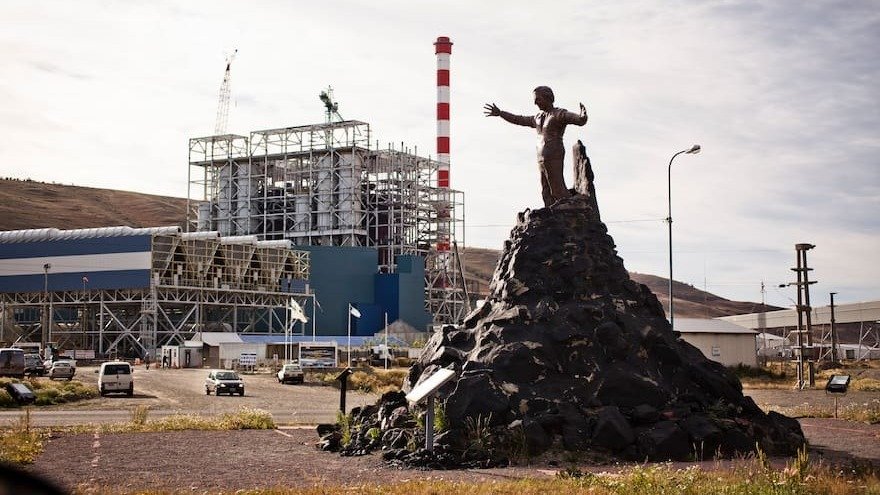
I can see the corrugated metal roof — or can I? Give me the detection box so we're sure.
[238,334,410,347]
[187,332,244,346]
[0,226,180,243]
[676,318,757,334]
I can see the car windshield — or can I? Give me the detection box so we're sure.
[105,364,130,374]
[53,362,71,368]
[284,365,300,371]
[216,372,239,380]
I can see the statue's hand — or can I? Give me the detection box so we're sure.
[483,103,501,117]
[579,103,587,118]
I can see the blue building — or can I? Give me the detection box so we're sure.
[0,227,430,357]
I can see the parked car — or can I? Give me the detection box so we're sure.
[97,361,133,396]
[48,360,76,381]
[0,348,26,378]
[276,363,304,384]
[205,370,244,396]
[24,353,46,376]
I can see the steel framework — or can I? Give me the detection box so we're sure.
[0,233,313,358]
[187,120,467,327]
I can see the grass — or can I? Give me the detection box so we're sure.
[737,362,880,391]
[72,459,880,494]
[1,406,277,465]
[0,409,44,464]
[70,406,278,434]
[312,368,407,394]
[0,377,98,407]
[769,398,880,424]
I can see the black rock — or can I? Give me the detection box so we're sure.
[342,150,804,464]
[592,406,634,451]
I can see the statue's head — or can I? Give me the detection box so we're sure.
[533,86,554,110]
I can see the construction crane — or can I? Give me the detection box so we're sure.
[214,49,238,135]
[319,86,343,124]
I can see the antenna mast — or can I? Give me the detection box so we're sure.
[214,49,238,135]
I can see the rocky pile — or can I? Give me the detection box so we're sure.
[319,144,805,465]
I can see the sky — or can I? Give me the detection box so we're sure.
[1,0,878,309]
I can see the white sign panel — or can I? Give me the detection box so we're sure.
[239,352,257,366]
[405,367,456,404]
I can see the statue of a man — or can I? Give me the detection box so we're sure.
[484,86,588,207]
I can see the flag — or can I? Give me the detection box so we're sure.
[82,275,89,283]
[349,305,361,318]
[288,298,308,323]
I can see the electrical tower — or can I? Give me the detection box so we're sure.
[214,49,238,135]
[783,243,817,389]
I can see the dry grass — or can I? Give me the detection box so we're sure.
[72,457,880,494]
[311,368,407,394]
[0,409,44,464]
[768,398,880,424]
[0,377,98,407]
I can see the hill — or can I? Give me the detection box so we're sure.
[459,246,778,318]
[0,179,773,317]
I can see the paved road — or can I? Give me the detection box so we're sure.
[1,366,377,427]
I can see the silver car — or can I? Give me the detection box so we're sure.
[48,360,76,381]
[276,363,304,384]
[205,370,244,396]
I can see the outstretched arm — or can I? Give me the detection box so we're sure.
[561,103,589,126]
[484,103,535,127]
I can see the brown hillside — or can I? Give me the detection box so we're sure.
[0,179,187,231]
[459,246,779,318]
[0,179,772,318]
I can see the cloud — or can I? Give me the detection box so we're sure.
[0,0,877,307]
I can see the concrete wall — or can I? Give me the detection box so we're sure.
[680,333,758,367]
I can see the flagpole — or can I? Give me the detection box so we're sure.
[347,303,352,367]
[384,312,389,370]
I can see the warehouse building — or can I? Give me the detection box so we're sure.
[676,318,758,367]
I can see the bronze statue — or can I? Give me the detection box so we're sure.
[484,86,588,207]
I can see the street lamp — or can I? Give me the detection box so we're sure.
[666,144,700,331]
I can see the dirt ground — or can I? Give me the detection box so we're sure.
[13,368,880,493]
[27,366,376,425]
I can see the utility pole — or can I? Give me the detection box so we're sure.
[790,244,817,389]
[830,292,839,364]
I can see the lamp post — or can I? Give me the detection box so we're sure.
[666,144,700,331]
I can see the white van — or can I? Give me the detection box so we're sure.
[97,361,133,396]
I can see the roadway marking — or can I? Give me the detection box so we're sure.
[90,431,101,471]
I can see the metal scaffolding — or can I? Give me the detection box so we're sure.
[187,120,468,327]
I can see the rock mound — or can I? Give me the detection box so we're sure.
[404,189,803,461]
[319,146,804,465]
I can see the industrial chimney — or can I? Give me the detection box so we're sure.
[434,36,452,252]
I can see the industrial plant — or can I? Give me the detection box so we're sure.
[0,37,468,360]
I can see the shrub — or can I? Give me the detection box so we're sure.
[0,378,97,408]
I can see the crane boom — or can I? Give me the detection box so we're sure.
[214,49,237,135]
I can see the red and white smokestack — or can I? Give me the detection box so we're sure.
[434,36,452,187]
[434,36,453,253]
